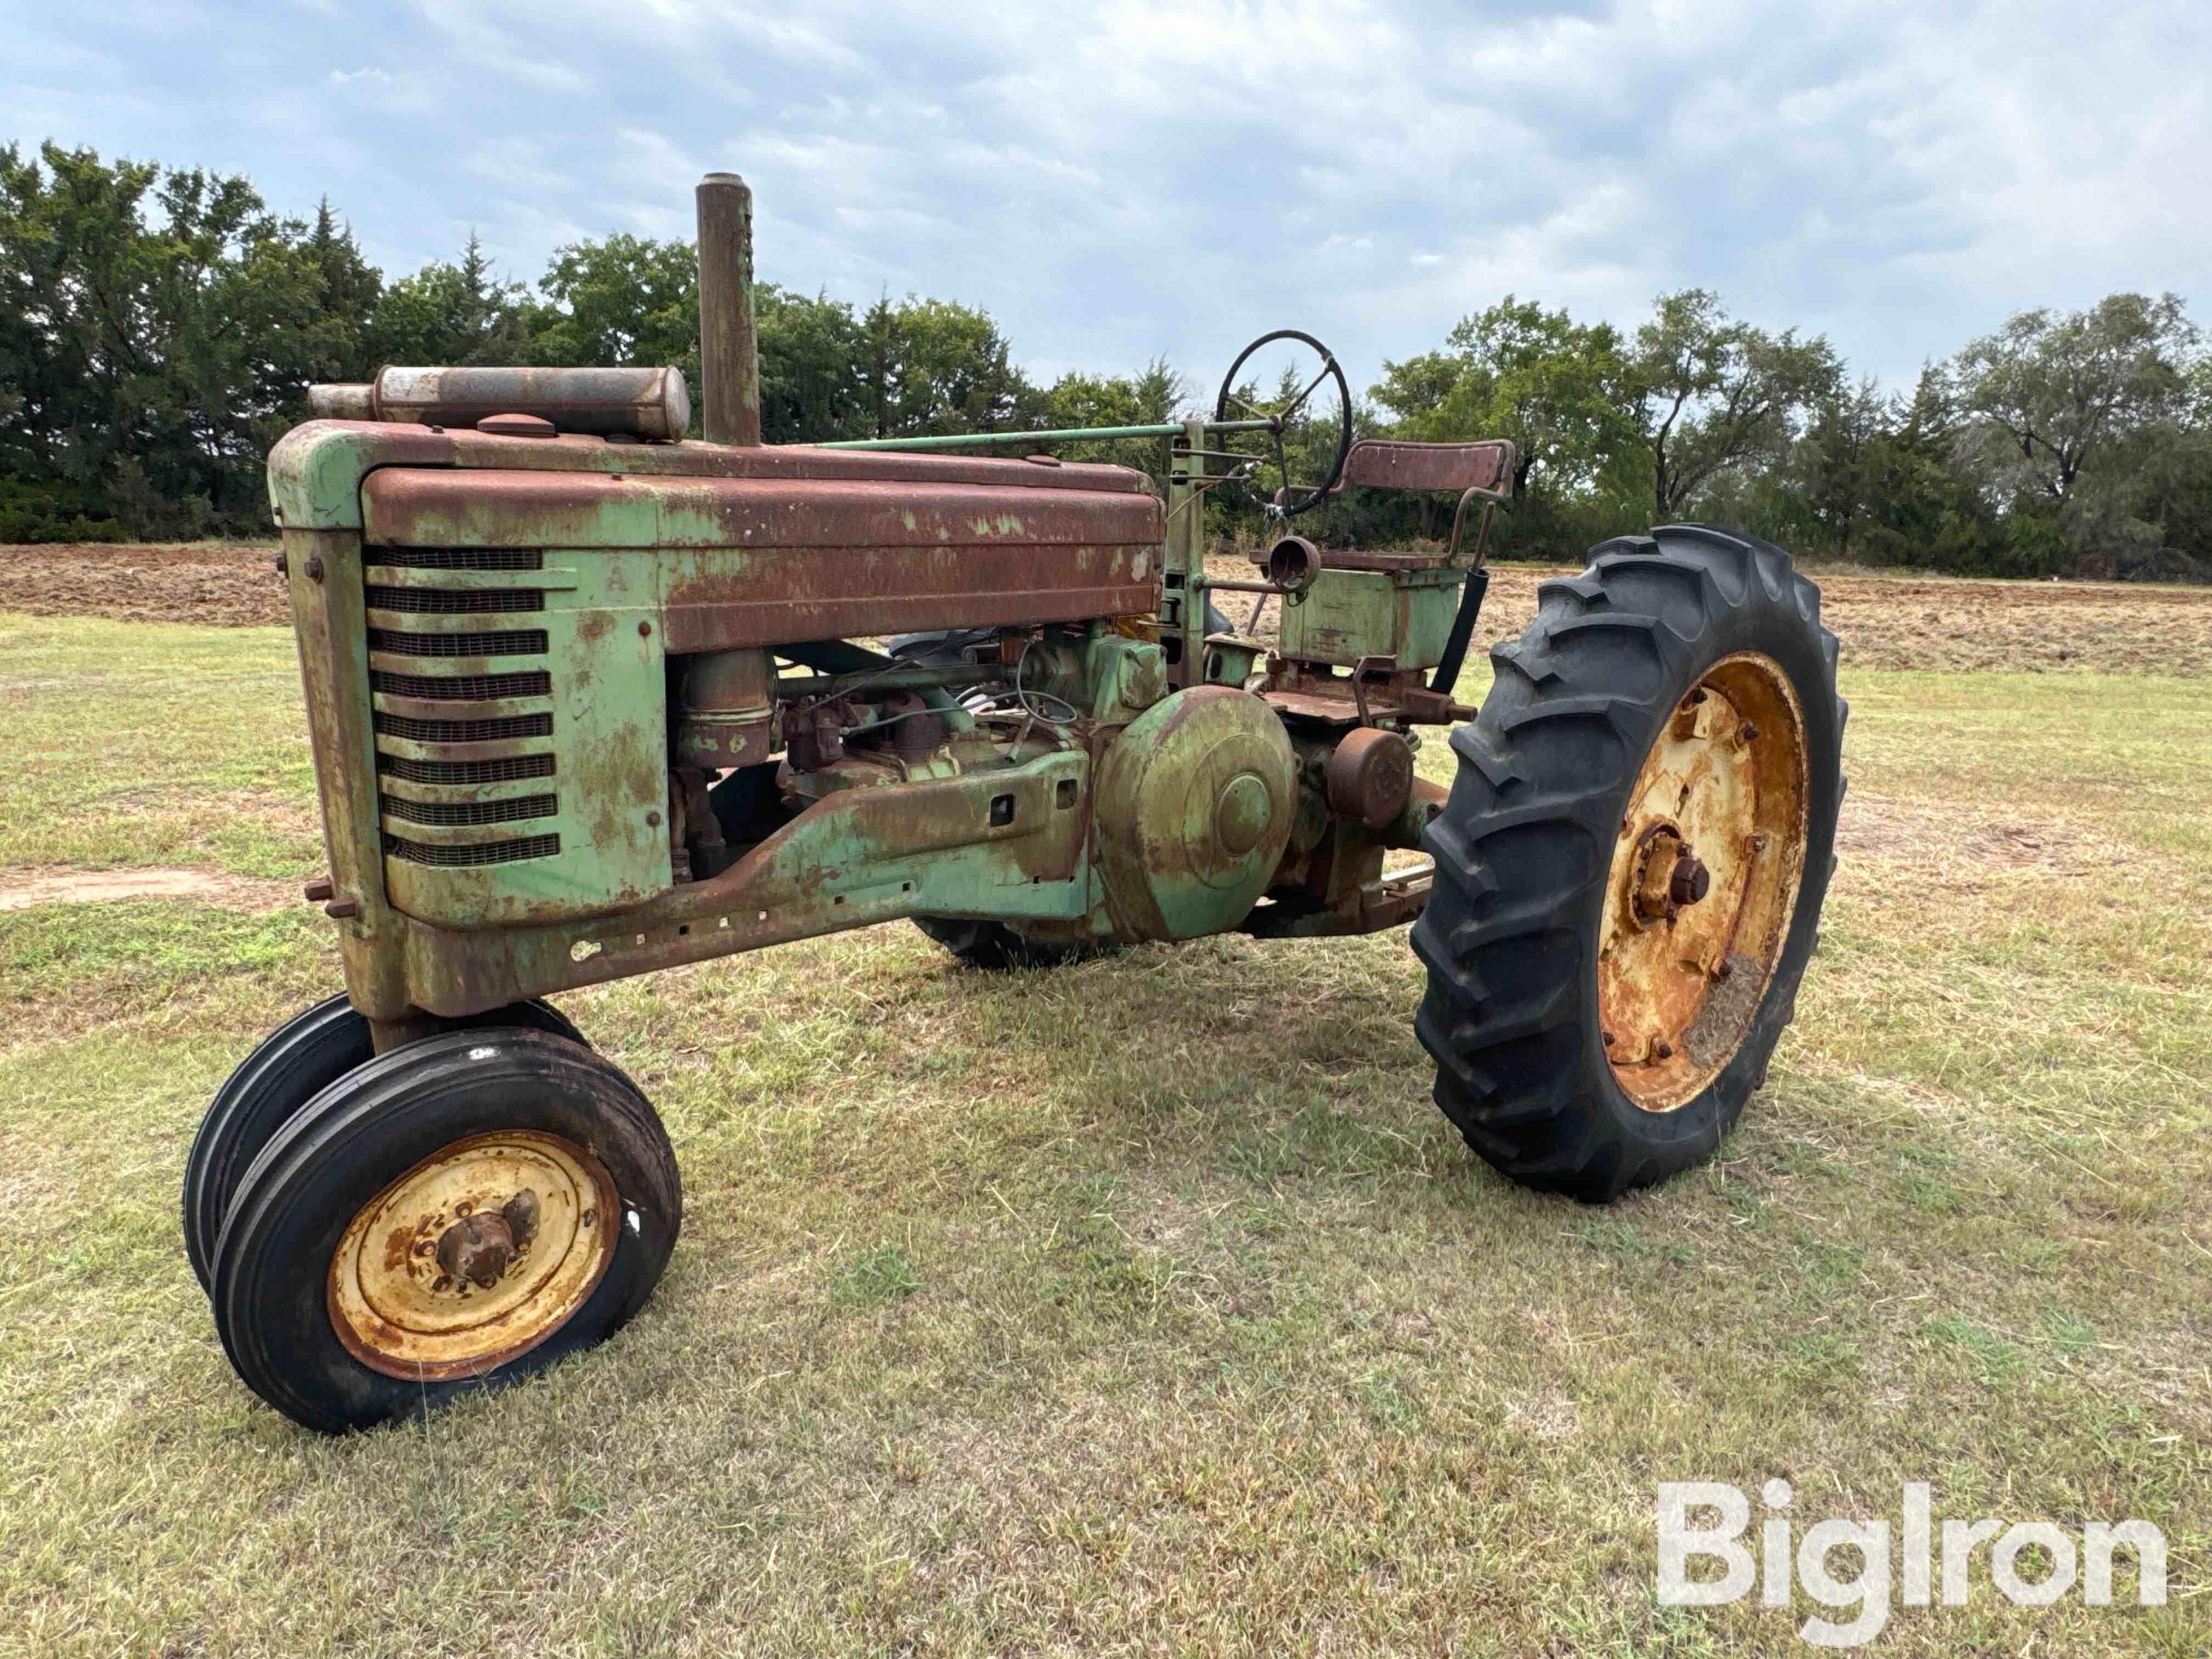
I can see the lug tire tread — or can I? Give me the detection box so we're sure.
[1410,524,1847,1203]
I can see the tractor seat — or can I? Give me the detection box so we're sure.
[1266,438,1516,571]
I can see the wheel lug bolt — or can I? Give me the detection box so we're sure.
[1655,1042,1674,1059]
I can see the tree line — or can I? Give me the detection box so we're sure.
[1362,289,2208,580]
[3,139,2205,580]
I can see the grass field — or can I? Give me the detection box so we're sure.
[1,585,2208,1656]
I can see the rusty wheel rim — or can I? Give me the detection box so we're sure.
[1598,652,1810,1113]
[328,1130,619,1381]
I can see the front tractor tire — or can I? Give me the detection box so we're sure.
[1413,526,1845,1203]
[181,995,586,1293]
[210,1029,680,1434]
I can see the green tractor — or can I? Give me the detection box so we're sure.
[185,174,1845,1432]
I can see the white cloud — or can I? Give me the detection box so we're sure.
[2,0,2204,396]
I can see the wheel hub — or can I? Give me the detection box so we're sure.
[328,1130,620,1380]
[1627,822,1713,926]
[1598,653,1810,1112]
[433,1188,540,1290]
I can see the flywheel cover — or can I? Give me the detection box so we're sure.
[1095,686,1297,939]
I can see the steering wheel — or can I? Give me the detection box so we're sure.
[1211,330,1355,519]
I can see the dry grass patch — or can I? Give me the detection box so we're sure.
[0,614,321,878]
[0,616,2207,1655]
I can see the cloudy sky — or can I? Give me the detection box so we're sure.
[5,1,2205,398]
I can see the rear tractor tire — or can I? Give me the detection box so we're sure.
[910,916,1096,970]
[210,1029,680,1434]
[1412,525,1846,1202]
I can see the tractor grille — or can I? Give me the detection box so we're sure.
[368,628,551,659]
[370,668,552,702]
[375,547,545,572]
[380,792,559,827]
[364,548,561,871]
[385,832,562,867]
[365,585,544,614]
[374,711,552,744]
[378,753,557,786]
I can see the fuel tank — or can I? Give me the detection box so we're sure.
[355,446,1163,650]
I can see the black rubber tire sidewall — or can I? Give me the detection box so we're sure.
[183,996,369,1293]
[210,1030,678,1434]
[911,915,1090,970]
[1575,544,1842,1167]
[1414,524,1845,1200]
[182,997,585,1293]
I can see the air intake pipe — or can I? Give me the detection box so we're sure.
[302,166,765,444]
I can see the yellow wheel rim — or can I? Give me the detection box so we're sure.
[1598,652,1810,1113]
[328,1130,619,1380]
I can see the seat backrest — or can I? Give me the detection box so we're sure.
[1331,438,1515,498]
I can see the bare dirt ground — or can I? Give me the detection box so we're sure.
[4,540,2209,673]
[0,867,295,913]
[1207,554,2212,675]
[0,540,284,627]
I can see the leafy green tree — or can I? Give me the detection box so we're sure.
[9,136,2208,577]
[1634,290,1841,518]
[1951,293,2203,575]
[1850,369,2021,573]
[1369,298,1645,557]
[304,198,382,382]
[754,285,868,443]
[1953,293,2197,510]
[1365,350,1465,436]
[859,295,1031,437]
[368,232,529,366]
[1787,376,1889,558]
[1374,297,1641,504]
[527,233,699,376]
[1026,358,1185,481]
[2127,354,2212,577]
[0,140,336,537]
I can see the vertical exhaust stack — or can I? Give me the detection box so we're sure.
[696,172,763,447]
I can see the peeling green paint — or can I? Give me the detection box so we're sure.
[376,549,670,929]
[1278,567,1465,671]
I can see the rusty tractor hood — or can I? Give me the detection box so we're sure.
[266,418,1159,533]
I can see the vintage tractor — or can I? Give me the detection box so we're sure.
[185,174,1844,1432]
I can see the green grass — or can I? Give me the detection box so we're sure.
[0,612,2207,1656]
[0,613,322,874]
